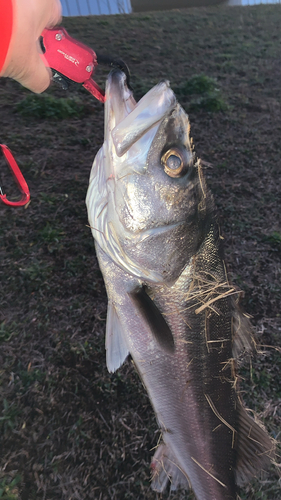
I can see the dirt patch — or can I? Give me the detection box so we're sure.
[0,5,280,500]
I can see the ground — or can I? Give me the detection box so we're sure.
[0,4,280,500]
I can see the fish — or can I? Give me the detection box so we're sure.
[86,69,275,500]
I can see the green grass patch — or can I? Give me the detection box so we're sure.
[0,475,21,500]
[174,74,227,112]
[18,369,46,389]
[18,261,53,292]
[39,223,65,244]
[188,93,227,112]
[0,322,18,343]
[0,400,19,433]
[176,74,216,96]
[16,95,85,120]
[263,231,281,250]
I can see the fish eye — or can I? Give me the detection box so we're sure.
[161,148,186,178]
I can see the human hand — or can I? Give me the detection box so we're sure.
[0,0,62,93]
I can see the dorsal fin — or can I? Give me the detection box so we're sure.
[129,287,175,354]
[235,400,276,486]
[231,297,255,358]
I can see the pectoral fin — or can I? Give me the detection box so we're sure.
[151,442,190,493]
[106,302,129,373]
[129,287,175,354]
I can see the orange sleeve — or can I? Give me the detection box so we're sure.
[0,0,14,74]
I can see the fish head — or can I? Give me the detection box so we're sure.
[87,70,211,284]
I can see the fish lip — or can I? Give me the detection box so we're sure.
[108,73,177,158]
[106,69,136,126]
[107,68,127,96]
[108,68,127,86]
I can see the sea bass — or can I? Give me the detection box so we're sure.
[86,70,274,500]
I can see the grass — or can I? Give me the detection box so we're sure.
[16,94,85,119]
[0,475,21,500]
[175,74,217,95]
[174,74,227,112]
[0,399,19,433]
[0,4,280,500]
[0,322,18,342]
[263,231,281,250]
[188,93,227,112]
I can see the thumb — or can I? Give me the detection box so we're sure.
[17,42,53,93]
[6,39,53,93]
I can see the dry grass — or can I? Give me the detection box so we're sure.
[0,4,280,499]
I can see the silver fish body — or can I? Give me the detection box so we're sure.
[86,70,274,500]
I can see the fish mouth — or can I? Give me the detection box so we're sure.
[106,69,177,157]
[106,69,137,127]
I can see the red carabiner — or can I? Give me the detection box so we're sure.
[0,145,30,207]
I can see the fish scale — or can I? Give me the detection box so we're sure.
[150,261,237,498]
[96,244,236,499]
[86,69,275,500]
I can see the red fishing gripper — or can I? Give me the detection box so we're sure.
[41,27,106,102]
[0,145,30,207]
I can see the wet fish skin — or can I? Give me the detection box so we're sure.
[86,70,274,500]
[95,240,237,500]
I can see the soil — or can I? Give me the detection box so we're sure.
[0,4,280,500]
